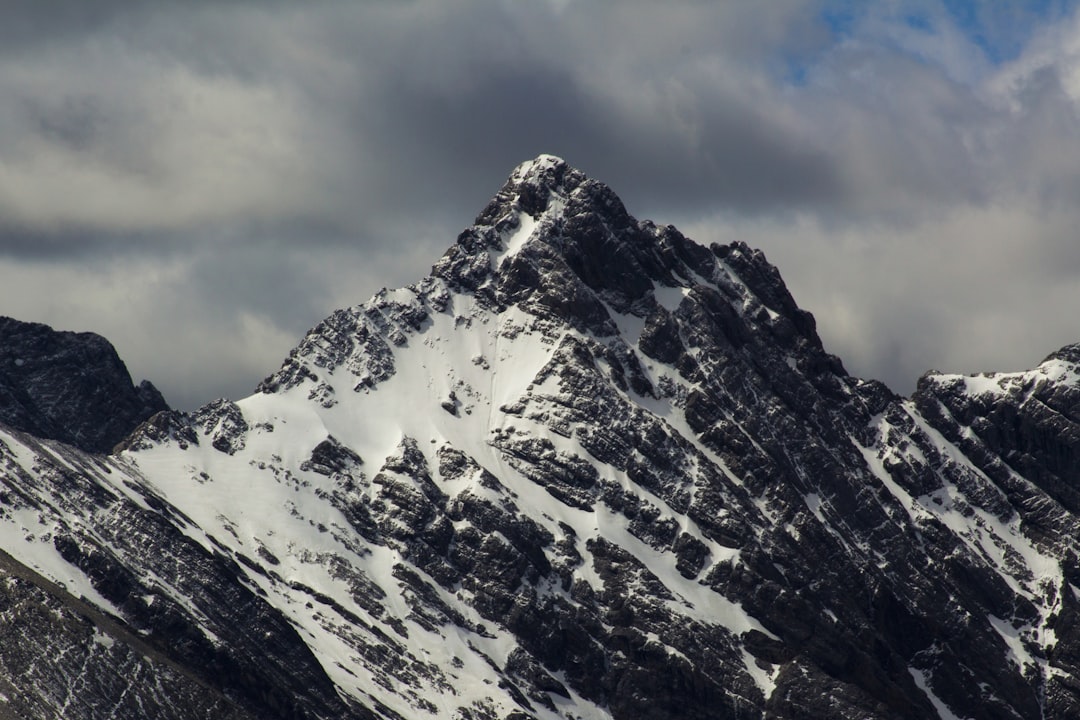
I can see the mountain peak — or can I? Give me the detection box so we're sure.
[509,153,567,182]
[259,157,847,415]
[430,157,832,361]
[1044,341,1080,365]
[473,154,588,228]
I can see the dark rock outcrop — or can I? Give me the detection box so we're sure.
[0,317,168,453]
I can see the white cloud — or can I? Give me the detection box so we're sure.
[0,24,319,235]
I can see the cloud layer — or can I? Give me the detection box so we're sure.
[2,0,1080,409]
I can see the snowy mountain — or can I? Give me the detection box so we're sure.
[2,156,1080,719]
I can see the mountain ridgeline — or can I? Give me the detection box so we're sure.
[2,156,1080,719]
[0,316,168,452]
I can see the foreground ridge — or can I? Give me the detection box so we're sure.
[1,157,1079,719]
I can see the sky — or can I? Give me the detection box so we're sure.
[3,0,1080,410]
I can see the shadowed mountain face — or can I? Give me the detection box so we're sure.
[1,156,1080,719]
[0,317,168,453]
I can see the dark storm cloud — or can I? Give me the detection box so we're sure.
[360,52,846,217]
[326,0,847,218]
[0,0,137,49]
[0,0,297,48]
[0,0,849,243]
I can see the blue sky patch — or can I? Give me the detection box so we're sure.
[816,0,1078,66]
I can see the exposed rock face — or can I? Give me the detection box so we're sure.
[0,317,168,453]
[0,543,257,720]
[2,156,1080,719]
[0,427,354,720]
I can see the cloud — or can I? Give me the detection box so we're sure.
[3,0,1080,407]
[0,35,320,239]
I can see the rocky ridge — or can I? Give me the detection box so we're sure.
[0,156,1079,718]
[0,317,168,453]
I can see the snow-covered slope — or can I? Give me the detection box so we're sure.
[3,156,1080,719]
